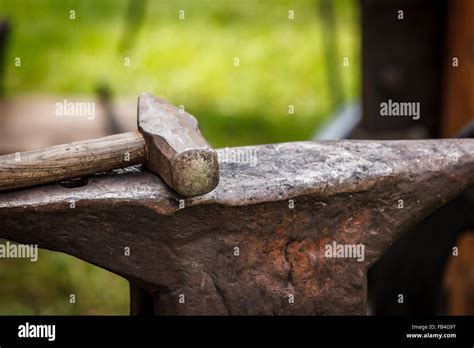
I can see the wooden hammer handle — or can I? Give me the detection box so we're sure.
[0,131,147,192]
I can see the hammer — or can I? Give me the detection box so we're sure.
[0,93,219,197]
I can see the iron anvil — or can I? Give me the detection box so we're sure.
[0,139,473,315]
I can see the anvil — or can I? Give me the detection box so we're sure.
[0,138,473,315]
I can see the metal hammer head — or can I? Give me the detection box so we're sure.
[137,93,219,197]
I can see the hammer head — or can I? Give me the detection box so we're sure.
[137,93,219,197]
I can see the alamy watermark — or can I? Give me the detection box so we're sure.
[220,147,258,167]
[55,99,95,120]
[0,241,38,262]
[380,99,420,120]
[324,241,365,262]
[18,322,55,341]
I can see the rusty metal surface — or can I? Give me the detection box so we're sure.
[0,139,473,315]
[138,93,219,197]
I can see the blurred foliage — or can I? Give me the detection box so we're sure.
[0,0,360,314]
[0,0,360,146]
[0,244,128,314]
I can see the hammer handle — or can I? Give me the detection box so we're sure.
[0,131,146,192]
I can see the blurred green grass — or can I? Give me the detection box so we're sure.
[0,0,360,314]
[0,245,128,314]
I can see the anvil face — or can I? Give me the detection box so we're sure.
[0,139,473,315]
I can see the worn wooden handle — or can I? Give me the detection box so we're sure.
[0,131,147,191]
